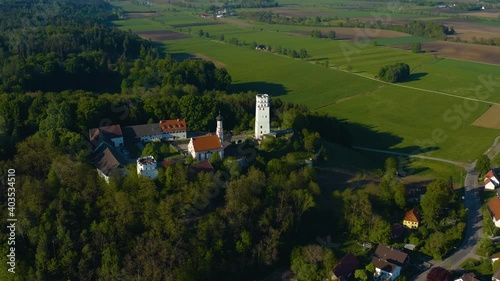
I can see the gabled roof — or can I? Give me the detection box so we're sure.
[373,245,408,266]
[89,124,123,146]
[92,143,126,176]
[371,258,397,273]
[160,119,186,133]
[191,135,222,152]
[403,209,421,223]
[191,161,215,174]
[458,272,479,281]
[332,253,359,279]
[488,197,500,220]
[123,124,163,138]
[485,169,495,180]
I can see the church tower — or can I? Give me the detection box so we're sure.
[216,112,224,144]
[255,94,270,139]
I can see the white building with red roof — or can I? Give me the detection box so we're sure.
[188,114,224,161]
[488,194,500,228]
[484,169,499,190]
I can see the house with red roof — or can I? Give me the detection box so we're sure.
[89,124,124,149]
[188,135,223,161]
[484,169,500,190]
[488,195,500,228]
[403,209,421,229]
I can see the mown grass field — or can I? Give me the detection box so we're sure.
[112,1,500,164]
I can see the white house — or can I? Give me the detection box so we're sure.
[89,124,124,149]
[255,94,270,139]
[371,245,409,281]
[372,258,401,281]
[485,169,499,190]
[124,118,187,143]
[137,156,158,179]
[488,196,500,228]
[188,135,223,161]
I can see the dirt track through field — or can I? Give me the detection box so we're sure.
[137,30,189,41]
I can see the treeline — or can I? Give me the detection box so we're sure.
[0,88,351,159]
[240,11,455,40]
[220,35,309,59]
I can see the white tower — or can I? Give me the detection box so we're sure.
[255,94,270,139]
[137,156,158,179]
[216,112,224,144]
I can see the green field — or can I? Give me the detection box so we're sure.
[111,1,500,163]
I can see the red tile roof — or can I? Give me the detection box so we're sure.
[403,209,421,223]
[191,161,215,174]
[89,124,123,146]
[160,118,186,133]
[488,197,500,220]
[192,135,222,152]
[486,170,494,179]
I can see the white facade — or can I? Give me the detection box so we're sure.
[493,217,500,228]
[374,266,401,281]
[255,94,270,139]
[216,113,224,144]
[188,139,223,161]
[487,181,497,190]
[139,131,186,142]
[137,156,158,179]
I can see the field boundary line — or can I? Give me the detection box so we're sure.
[352,146,469,168]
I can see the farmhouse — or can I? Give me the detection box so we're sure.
[484,169,500,190]
[371,245,409,281]
[89,124,124,149]
[330,252,358,281]
[124,119,187,143]
[487,194,500,228]
[92,143,127,183]
[137,156,158,179]
[402,209,421,229]
[255,45,267,50]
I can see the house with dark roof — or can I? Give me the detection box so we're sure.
[123,119,187,143]
[92,143,127,183]
[371,245,409,281]
[330,252,359,281]
[493,266,500,281]
[89,124,124,149]
[488,195,500,228]
[454,272,479,281]
[403,209,421,229]
[188,134,223,161]
[485,169,500,190]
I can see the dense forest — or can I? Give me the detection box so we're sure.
[0,1,353,280]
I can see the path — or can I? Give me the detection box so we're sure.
[352,145,489,281]
[352,146,468,168]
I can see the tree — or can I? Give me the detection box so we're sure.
[327,30,336,40]
[420,178,453,228]
[290,245,336,281]
[476,154,491,177]
[198,29,204,37]
[377,63,410,82]
[354,269,368,281]
[426,267,451,281]
[412,42,422,53]
[292,189,316,233]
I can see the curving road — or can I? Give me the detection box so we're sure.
[351,146,485,281]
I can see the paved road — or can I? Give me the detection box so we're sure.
[352,146,486,280]
[412,167,481,281]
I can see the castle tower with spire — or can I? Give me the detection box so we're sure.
[255,94,270,139]
[216,111,224,144]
